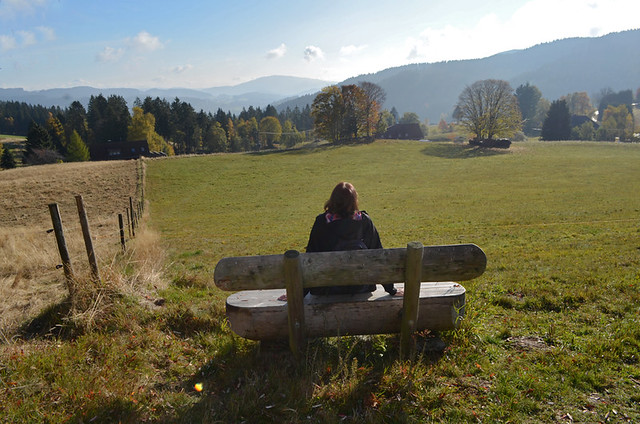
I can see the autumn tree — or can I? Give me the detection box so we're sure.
[281,120,304,148]
[597,104,634,141]
[46,112,66,154]
[340,84,364,140]
[541,99,571,141]
[203,121,228,152]
[597,89,633,121]
[358,81,386,138]
[140,97,172,139]
[66,130,90,162]
[259,116,282,148]
[312,85,344,143]
[562,92,594,116]
[128,107,173,155]
[456,79,522,140]
[236,117,259,150]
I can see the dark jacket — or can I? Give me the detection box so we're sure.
[304,211,396,296]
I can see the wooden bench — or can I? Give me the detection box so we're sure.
[214,242,486,357]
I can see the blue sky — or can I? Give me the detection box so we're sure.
[1,0,638,90]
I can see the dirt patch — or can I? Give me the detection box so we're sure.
[507,335,551,351]
[0,160,141,334]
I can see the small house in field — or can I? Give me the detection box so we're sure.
[571,115,600,130]
[382,123,424,140]
[90,140,150,161]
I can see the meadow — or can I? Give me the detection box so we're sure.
[1,140,639,422]
[0,159,143,332]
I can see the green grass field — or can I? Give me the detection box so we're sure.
[2,140,640,422]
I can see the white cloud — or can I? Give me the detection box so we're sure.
[0,34,17,51]
[304,45,324,62]
[402,0,640,64]
[340,44,367,56]
[128,31,163,52]
[0,0,49,18]
[37,26,55,41]
[266,43,287,59]
[17,30,36,47]
[97,46,125,63]
[172,64,193,73]
[96,31,163,63]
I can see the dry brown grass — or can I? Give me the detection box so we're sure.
[0,159,153,334]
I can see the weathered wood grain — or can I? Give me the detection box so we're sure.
[283,250,305,357]
[400,242,423,358]
[225,283,465,340]
[214,244,486,291]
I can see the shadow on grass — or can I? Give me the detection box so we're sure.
[68,398,143,424]
[249,139,374,157]
[16,297,76,340]
[174,332,447,423]
[422,142,511,159]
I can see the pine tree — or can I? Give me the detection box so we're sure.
[541,100,571,141]
[1,146,17,169]
[66,130,90,162]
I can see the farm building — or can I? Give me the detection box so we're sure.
[90,140,150,161]
[382,123,424,140]
[571,115,600,130]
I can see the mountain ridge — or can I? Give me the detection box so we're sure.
[1,30,638,122]
[0,76,334,115]
[278,29,640,121]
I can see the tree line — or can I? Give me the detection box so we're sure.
[455,80,639,142]
[2,79,637,169]
[0,95,317,166]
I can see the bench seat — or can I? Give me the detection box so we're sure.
[226,282,465,341]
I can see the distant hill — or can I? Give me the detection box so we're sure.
[2,30,639,122]
[276,29,640,122]
[0,76,332,114]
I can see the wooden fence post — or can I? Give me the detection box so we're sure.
[400,241,424,359]
[48,203,76,297]
[75,195,101,283]
[283,249,305,358]
[118,213,126,252]
[125,207,132,238]
[129,197,136,237]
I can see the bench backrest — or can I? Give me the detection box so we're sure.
[214,244,486,291]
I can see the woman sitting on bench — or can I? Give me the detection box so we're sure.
[304,181,400,296]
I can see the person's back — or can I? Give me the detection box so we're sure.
[305,182,397,296]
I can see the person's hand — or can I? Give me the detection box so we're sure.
[393,289,404,297]
[277,294,287,301]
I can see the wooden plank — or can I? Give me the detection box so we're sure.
[214,244,486,291]
[225,282,465,341]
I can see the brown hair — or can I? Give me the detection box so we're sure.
[324,182,359,217]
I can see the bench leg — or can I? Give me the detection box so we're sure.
[400,241,424,359]
[284,250,306,358]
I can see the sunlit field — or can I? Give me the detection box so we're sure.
[2,140,639,423]
[0,159,141,332]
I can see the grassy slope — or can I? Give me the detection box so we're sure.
[2,140,639,423]
[144,140,640,422]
